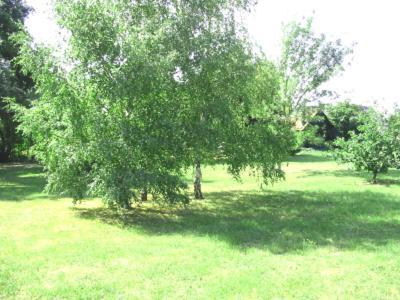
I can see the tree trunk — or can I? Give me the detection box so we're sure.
[194,161,204,199]
[121,198,131,209]
[0,149,11,163]
[372,170,378,184]
[0,129,11,162]
[141,189,148,201]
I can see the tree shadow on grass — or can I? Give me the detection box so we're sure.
[0,163,48,201]
[303,169,400,186]
[73,189,400,253]
[287,152,332,163]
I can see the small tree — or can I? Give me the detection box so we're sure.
[334,110,394,183]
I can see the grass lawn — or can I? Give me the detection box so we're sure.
[1,150,400,299]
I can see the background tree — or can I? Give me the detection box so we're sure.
[279,17,352,117]
[334,110,396,183]
[0,0,33,161]
[327,100,365,140]
[14,0,293,207]
[302,124,326,148]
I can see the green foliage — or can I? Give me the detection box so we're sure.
[334,110,399,183]
[279,17,352,115]
[302,124,326,148]
[326,100,364,139]
[388,110,400,168]
[220,57,293,183]
[14,0,292,208]
[289,130,305,155]
[0,0,31,60]
[0,0,33,161]
[14,29,189,207]
[290,125,325,155]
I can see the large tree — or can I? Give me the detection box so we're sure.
[14,0,292,208]
[0,0,33,161]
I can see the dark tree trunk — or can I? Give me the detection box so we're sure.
[0,120,15,162]
[141,189,148,201]
[121,198,131,209]
[194,161,204,199]
[372,170,378,184]
[0,149,11,162]
[0,129,9,162]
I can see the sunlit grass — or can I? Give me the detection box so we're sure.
[1,150,400,299]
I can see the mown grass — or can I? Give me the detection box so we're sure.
[1,150,400,299]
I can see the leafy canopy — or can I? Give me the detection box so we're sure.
[14,0,292,208]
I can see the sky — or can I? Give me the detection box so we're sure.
[25,0,400,111]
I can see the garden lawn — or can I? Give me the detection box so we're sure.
[1,150,400,299]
